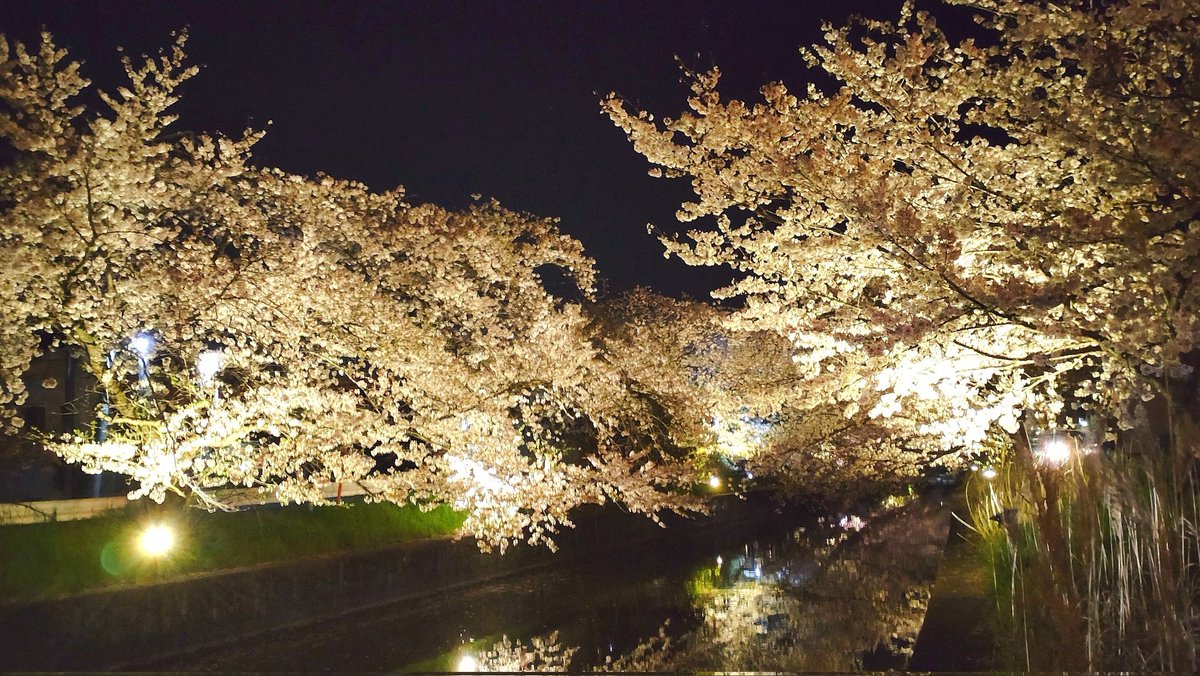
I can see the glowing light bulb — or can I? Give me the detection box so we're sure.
[130,333,154,357]
[1036,436,1072,467]
[456,654,478,672]
[981,467,998,480]
[708,475,721,489]
[138,524,175,557]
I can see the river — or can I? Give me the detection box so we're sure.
[142,496,952,672]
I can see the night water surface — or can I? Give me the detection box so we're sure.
[144,497,951,672]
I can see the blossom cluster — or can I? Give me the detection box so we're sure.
[0,33,745,550]
[606,0,1199,481]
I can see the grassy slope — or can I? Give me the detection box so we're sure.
[0,500,465,602]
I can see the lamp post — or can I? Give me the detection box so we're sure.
[1032,431,1074,531]
[129,332,155,396]
[1028,429,1086,665]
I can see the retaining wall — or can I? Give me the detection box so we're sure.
[0,495,779,671]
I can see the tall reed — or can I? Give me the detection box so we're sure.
[966,418,1199,671]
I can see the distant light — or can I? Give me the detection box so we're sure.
[981,467,998,480]
[1036,436,1072,467]
[745,471,754,480]
[456,654,478,672]
[716,555,723,567]
[130,333,154,357]
[137,524,175,557]
[1078,417,1089,429]
[197,350,223,384]
[968,463,980,472]
[708,475,722,489]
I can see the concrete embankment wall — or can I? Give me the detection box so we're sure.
[0,496,778,671]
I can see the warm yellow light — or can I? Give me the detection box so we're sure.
[1036,437,1072,467]
[981,467,998,480]
[456,654,478,672]
[138,523,175,557]
[708,475,722,489]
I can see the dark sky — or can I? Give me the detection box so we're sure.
[4,0,969,298]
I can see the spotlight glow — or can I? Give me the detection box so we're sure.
[196,350,223,384]
[137,524,175,557]
[130,333,154,357]
[708,475,721,489]
[456,654,478,672]
[1036,437,1072,467]
[981,467,998,480]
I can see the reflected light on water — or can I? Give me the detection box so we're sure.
[460,500,947,673]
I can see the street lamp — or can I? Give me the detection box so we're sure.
[129,332,155,358]
[128,331,156,391]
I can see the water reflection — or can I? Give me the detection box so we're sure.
[449,500,947,673]
[145,498,948,672]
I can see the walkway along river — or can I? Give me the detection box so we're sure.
[139,496,953,672]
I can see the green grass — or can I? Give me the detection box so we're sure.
[0,499,465,602]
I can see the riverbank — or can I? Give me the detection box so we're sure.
[0,494,782,671]
[0,499,465,602]
[910,493,994,671]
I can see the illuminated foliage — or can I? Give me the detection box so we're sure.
[606,0,1200,481]
[0,33,706,550]
[592,288,793,471]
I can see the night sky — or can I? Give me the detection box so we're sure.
[4,1,968,298]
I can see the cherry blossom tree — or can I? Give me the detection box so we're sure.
[0,33,703,550]
[605,0,1200,481]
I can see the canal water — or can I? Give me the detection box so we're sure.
[144,497,951,672]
